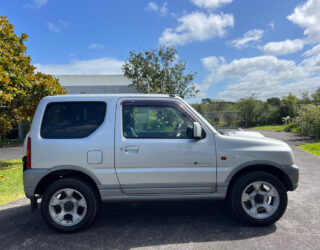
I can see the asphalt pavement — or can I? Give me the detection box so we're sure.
[0,130,319,250]
[0,146,23,161]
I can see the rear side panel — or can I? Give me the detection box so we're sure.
[29,96,119,187]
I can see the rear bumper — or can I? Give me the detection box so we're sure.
[23,168,49,198]
[281,164,299,191]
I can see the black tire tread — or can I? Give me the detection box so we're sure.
[41,177,99,233]
[229,171,288,226]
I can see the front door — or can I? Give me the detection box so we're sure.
[114,98,216,194]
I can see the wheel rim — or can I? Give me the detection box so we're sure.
[241,181,280,219]
[48,188,87,227]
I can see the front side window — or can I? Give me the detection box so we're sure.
[41,101,106,139]
[123,104,194,139]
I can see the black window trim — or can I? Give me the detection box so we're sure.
[121,99,206,139]
[40,101,107,139]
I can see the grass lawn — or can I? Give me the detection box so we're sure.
[0,159,25,206]
[298,143,320,157]
[251,125,286,132]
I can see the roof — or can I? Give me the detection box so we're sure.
[47,94,174,98]
[53,75,132,86]
[41,94,179,103]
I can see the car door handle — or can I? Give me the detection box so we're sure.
[125,146,139,152]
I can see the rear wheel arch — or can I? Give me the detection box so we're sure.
[35,169,101,200]
[226,164,293,199]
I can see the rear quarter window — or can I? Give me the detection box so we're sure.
[40,101,106,139]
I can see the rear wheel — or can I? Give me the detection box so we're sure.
[230,171,287,226]
[41,178,99,232]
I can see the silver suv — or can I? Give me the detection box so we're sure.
[23,94,298,232]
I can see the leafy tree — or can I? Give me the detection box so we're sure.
[295,104,320,139]
[312,87,320,104]
[201,98,212,106]
[237,95,264,127]
[300,91,312,104]
[267,97,281,107]
[122,46,198,98]
[280,93,299,118]
[0,16,66,135]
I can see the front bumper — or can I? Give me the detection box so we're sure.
[281,164,299,191]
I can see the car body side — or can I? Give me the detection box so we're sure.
[23,94,298,202]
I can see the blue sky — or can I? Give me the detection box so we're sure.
[3,0,320,102]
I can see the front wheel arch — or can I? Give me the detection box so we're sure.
[226,164,293,199]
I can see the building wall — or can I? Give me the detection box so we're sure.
[64,85,138,94]
[53,75,138,94]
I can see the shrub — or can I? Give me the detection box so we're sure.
[295,104,320,139]
[284,122,301,133]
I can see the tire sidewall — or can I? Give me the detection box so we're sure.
[231,172,288,226]
[41,178,98,233]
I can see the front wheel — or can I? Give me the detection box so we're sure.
[230,171,288,226]
[41,178,99,233]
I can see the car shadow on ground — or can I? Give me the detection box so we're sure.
[0,200,276,249]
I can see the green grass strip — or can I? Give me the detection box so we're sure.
[0,159,25,206]
[298,143,320,157]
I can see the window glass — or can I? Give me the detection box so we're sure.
[41,102,106,139]
[123,105,194,138]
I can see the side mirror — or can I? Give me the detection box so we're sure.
[193,122,202,139]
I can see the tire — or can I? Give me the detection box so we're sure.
[229,171,287,226]
[41,178,99,233]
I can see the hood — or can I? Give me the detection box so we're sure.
[223,130,289,148]
[227,130,265,138]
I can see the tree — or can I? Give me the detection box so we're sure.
[300,91,312,104]
[267,97,281,107]
[280,93,299,118]
[312,87,320,104]
[237,95,263,127]
[0,16,66,135]
[122,46,198,98]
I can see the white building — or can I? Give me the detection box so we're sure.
[54,75,138,94]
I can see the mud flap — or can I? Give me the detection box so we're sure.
[30,197,38,213]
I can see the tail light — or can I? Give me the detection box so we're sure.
[27,137,31,169]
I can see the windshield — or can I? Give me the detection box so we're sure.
[181,99,219,134]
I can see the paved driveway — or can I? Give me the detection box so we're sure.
[0,131,320,250]
[0,146,23,161]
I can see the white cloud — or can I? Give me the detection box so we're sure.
[229,29,264,49]
[263,39,305,56]
[147,2,158,12]
[34,57,124,75]
[146,2,168,16]
[47,23,60,32]
[198,54,320,101]
[89,43,104,50]
[159,12,234,46]
[268,21,275,30]
[190,0,233,9]
[24,0,48,8]
[46,20,69,33]
[301,44,320,70]
[287,0,320,43]
[217,75,320,101]
[201,56,225,70]
[303,43,320,57]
